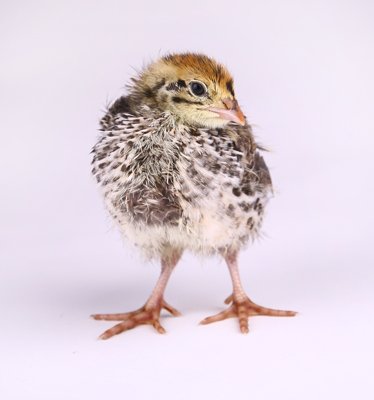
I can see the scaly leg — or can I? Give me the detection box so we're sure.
[92,250,182,339]
[200,250,297,333]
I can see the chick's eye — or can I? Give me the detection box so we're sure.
[190,82,206,96]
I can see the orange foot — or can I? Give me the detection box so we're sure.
[91,299,181,339]
[200,294,297,334]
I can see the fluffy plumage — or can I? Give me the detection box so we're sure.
[91,53,296,339]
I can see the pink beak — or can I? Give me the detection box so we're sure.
[207,98,246,126]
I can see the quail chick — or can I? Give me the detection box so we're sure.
[91,53,296,339]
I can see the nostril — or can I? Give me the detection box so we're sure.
[221,98,236,110]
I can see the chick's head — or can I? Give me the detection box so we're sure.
[132,53,245,128]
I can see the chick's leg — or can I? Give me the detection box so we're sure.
[200,251,297,333]
[92,251,182,339]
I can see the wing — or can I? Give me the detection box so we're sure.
[92,97,182,226]
[99,95,136,131]
[232,123,272,195]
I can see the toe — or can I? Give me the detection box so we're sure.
[92,312,134,321]
[162,300,182,316]
[153,320,166,334]
[199,307,235,325]
[249,301,298,317]
[98,319,138,339]
[237,304,249,333]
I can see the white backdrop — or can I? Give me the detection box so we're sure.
[1,0,374,399]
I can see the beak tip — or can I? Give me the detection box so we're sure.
[207,100,246,126]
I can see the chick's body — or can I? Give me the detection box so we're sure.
[91,54,295,339]
[93,106,268,258]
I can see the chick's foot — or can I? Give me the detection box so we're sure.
[200,295,297,334]
[92,299,181,339]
